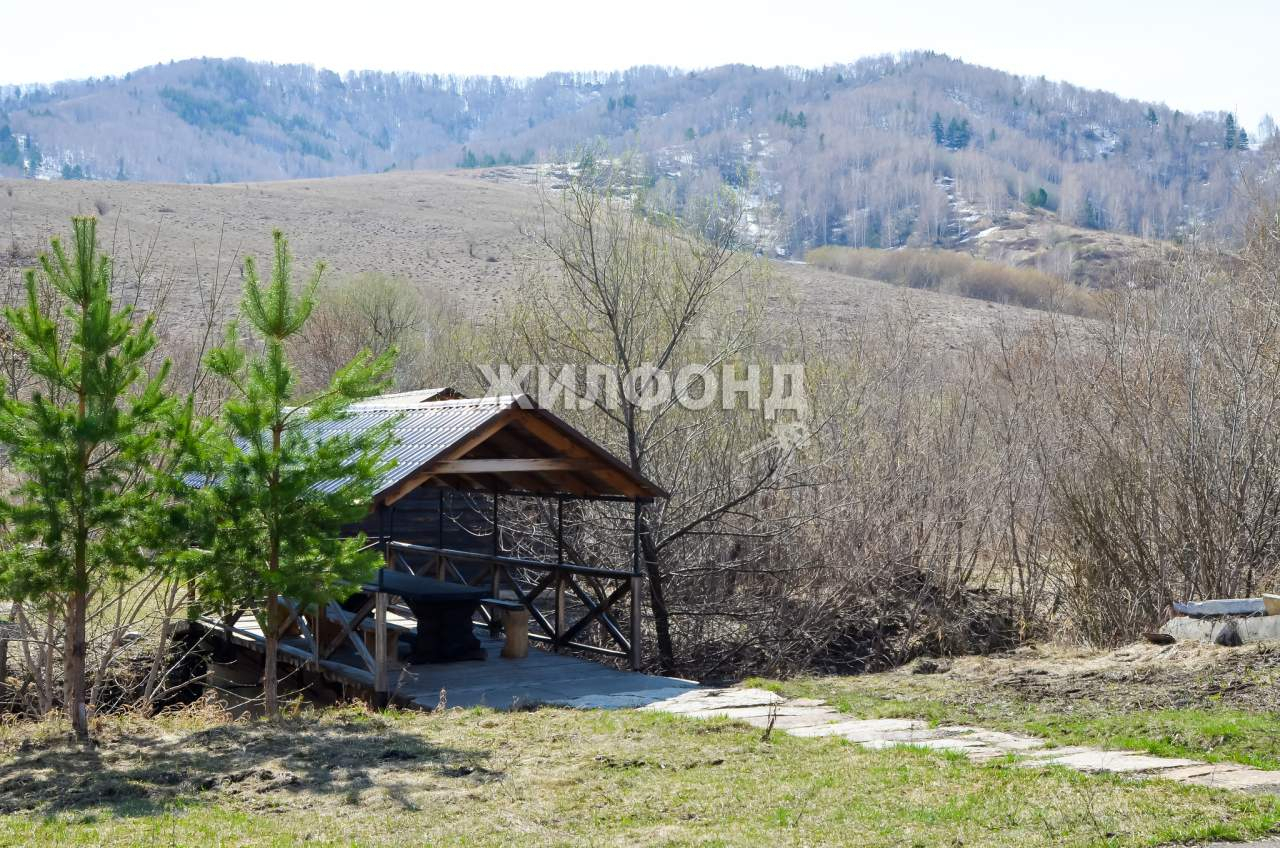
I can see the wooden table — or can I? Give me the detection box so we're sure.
[361,569,487,663]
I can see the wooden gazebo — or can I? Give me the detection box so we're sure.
[203,390,667,706]
[350,391,664,663]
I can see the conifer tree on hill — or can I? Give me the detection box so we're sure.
[0,217,188,740]
[945,117,972,150]
[195,230,396,718]
[931,112,945,145]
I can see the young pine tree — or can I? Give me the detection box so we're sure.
[0,217,182,740]
[197,230,395,717]
[1225,113,1238,150]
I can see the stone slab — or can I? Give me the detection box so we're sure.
[787,698,829,708]
[909,737,995,752]
[867,729,951,743]
[788,718,927,740]
[747,712,847,731]
[679,705,842,722]
[1155,763,1249,781]
[1181,769,1280,791]
[658,687,1280,799]
[953,730,1046,751]
[1031,750,1201,774]
[641,687,782,714]
[1018,746,1103,761]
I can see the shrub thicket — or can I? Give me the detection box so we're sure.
[805,246,1097,316]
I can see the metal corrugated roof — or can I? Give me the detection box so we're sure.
[349,387,463,407]
[314,394,520,497]
[195,391,665,501]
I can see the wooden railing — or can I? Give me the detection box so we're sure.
[196,537,645,707]
[202,593,398,688]
[385,540,643,669]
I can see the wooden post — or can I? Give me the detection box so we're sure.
[490,493,501,598]
[374,591,388,707]
[437,486,445,548]
[554,572,566,651]
[630,500,643,670]
[383,503,395,570]
[310,604,320,670]
[554,496,565,651]
[436,487,447,580]
[556,496,564,565]
[500,608,530,659]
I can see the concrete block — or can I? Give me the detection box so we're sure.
[1161,615,1280,644]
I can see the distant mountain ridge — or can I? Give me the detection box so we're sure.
[1,53,1273,251]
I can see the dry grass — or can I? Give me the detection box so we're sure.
[805,245,1098,316]
[1,700,1279,846]
[0,171,1069,352]
[966,213,1174,289]
[0,171,537,323]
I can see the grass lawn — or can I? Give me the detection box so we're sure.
[751,658,1280,772]
[1,703,1279,847]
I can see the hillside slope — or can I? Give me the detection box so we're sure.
[2,53,1270,253]
[0,170,1060,347]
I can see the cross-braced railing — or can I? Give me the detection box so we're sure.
[198,532,645,709]
[385,540,643,668]
[206,593,391,682]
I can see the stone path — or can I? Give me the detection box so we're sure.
[640,687,1280,794]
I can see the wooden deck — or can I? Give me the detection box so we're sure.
[203,610,699,711]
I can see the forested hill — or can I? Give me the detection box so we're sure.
[1,52,1272,250]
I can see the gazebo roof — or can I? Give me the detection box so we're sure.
[350,387,464,406]
[316,393,666,503]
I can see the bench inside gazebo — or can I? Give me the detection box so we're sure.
[201,391,699,710]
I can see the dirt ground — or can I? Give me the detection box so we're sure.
[899,640,1280,715]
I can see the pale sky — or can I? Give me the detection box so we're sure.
[0,0,1274,133]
